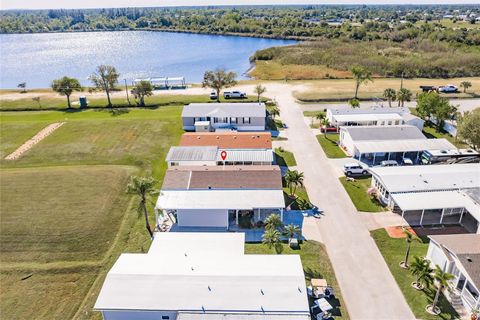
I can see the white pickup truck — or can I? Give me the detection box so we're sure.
[223,91,247,99]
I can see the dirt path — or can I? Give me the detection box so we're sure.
[5,122,65,160]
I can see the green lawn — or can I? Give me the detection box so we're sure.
[0,106,184,319]
[283,186,311,210]
[275,148,297,167]
[245,241,349,319]
[422,123,469,149]
[303,110,326,118]
[317,134,346,158]
[371,229,459,320]
[0,107,183,179]
[0,93,261,111]
[339,177,385,212]
[0,166,135,263]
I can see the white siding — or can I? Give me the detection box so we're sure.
[339,130,355,156]
[405,118,425,131]
[177,209,228,228]
[102,310,177,320]
[168,160,216,167]
[426,242,449,271]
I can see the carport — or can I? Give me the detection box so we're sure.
[155,189,285,229]
[390,191,480,232]
[354,138,456,166]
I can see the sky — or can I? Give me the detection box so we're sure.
[0,0,477,10]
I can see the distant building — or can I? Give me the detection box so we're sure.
[95,232,310,320]
[426,234,480,310]
[182,103,266,132]
[326,107,424,131]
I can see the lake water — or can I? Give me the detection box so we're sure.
[0,31,296,89]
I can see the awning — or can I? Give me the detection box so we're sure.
[355,138,456,154]
[156,189,285,210]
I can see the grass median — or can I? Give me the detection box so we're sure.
[316,134,346,158]
[339,177,385,212]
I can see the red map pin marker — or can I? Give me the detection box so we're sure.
[220,150,227,161]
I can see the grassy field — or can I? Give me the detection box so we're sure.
[0,93,261,111]
[316,134,346,158]
[0,166,134,263]
[250,60,351,80]
[0,106,184,319]
[275,147,297,167]
[371,229,459,320]
[339,177,385,212]
[245,241,349,319]
[293,77,480,102]
[0,107,183,178]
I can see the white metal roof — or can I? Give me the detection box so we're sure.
[94,233,309,314]
[166,146,218,162]
[333,113,403,122]
[148,232,245,257]
[217,149,273,162]
[340,125,426,141]
[328,107,409,115]
[178,314,310,320]
[156,190,285,210]
[182,103,266,118]
[391,190,480,219]
[370,163,480,193]
[354,138,456,154]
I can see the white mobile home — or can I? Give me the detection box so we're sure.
[182,103,266,132]
[426,234,480,310]
[370,164,480,232]
[94,233,310,320]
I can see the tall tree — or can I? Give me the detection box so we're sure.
[460,81,472,93]
[89,65,120,107]
[17,82,27,93]
[396,88,412,107]
[254,84,267,102]
[269,106,280,119]
[434,100,457,132]
[131,80,153,107]
[202,68,237,102]
[383,88,396,107]
[262,228,283,254]
[126,176,158,239]
[457,109,480,150]
[427,266,454,315]
[285,170,304,196]
[410,256,433,290]
[51,76,83,109]
[321,117,330,137]
[400,228,422,268]
[350,66,372,99]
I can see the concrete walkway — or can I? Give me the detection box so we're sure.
[267,84,415,320]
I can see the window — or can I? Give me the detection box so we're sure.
[230,117,237,124]
[162,316,170,320]
[243,117,251,124]
[194,117,201,122]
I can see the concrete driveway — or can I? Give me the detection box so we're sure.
[267,84,415,320]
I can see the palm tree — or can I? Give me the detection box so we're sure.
[397,88,412,107]
[350,66,372,99]
[400,228,422,268]
[321,118,330,137]
[427,265,454,315]
[254,84,267,102]
[460,81,472,93]
[264,213,283,231]
[283,224,300,239]
[269,106,280,119]
[262,228,283,254]
[285,170,304,196]
[383,88,397,107]
[410,256,433,290]
[126,176,158,239]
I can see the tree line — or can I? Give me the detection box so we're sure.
[1,6,479,45]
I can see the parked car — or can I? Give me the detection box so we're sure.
[223,91,247,99]
[209,90,218,100]
[438,85,458,93]
[402,158,413,166]
[380,160,399,167]
[343,163,369,176]
[419,85,438,92]
[320,126,338,133]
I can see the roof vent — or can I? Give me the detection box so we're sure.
[208,285,211,291]
[260,289,264,295]
[467,256,472,262]
[208,186,212,190]
[441,150,448,154]
[197,136,201,139]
